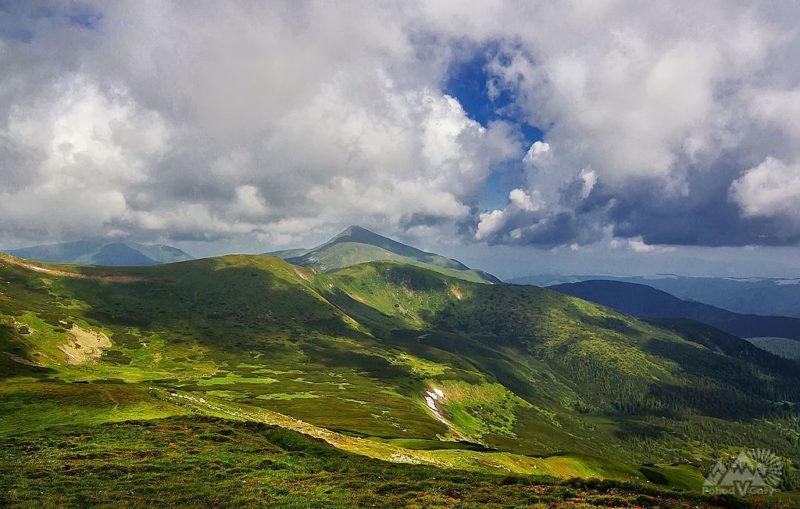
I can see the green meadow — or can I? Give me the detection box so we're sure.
[1,253,798,507]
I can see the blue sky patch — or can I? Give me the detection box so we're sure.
[444,43,543,209]
[443,43,544,145]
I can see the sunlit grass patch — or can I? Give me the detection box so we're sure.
[256,392,319,400]
[196,373,279,386]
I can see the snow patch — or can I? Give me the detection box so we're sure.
[425,396,437,411]
[424,387,446,413]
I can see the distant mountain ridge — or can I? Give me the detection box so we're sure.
[5,239,194,266]
[267,225,500,284]
[512,273,800,318]
[549,279,800,341]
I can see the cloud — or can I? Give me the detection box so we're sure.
[475,209,507,242]
[0,75,168,239]
[730,157,800,220]
[474,187,545,241]
[0,1,523,246]
[508,188,540,212]
[522,141,549,164]
[0,1,799,251]
[627,237,676,254]
[577,169,596,199]
[459,0,800,247]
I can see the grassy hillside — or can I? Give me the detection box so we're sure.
[2,415,735,508]
[1,253,799,505]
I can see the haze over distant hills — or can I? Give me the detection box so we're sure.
[267,225,500,284]
[4,239,194,266]
[549,279,800,342]
[514,273,800,318]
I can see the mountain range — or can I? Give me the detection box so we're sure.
[2,228,799,505]
[549,279,800,342]
[515,273,800,318]
[5,239,194,266]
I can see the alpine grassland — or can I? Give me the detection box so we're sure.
[1,252,798,507]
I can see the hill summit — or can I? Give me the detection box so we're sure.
[268,225,499,283]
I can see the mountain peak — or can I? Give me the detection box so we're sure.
[342,225,370,233]
[323,225,406,247]
[267,226,499,283]
[329,225,390,244]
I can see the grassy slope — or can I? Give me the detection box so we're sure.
[1,254,798,504]
[330,263,800,461]
[1,415,735,508]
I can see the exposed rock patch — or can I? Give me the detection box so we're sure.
[59,325,112,365]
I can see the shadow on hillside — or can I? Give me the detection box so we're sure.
[421,279,800,426]
[58,258,355,353]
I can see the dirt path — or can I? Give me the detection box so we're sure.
[100,387,120,411]
[156,389,605,479]
[0,254,145,283]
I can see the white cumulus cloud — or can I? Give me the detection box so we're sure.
[1,0,799,252]
[730,157,800,219]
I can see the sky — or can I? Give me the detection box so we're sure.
[1,1,800,279]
